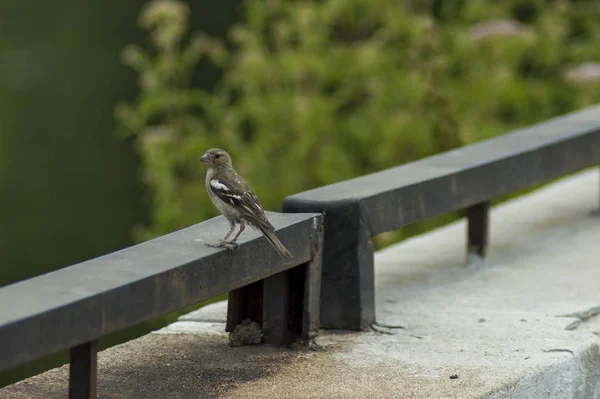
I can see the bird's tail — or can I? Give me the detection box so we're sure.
[258,226,293,258]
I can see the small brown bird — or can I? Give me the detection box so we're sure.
[199,148,293,258]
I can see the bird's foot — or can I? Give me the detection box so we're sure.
[205,240,239,250]
[222,241,239,250]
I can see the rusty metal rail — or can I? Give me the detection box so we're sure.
[0,212,323,398]
[284,105,600,330]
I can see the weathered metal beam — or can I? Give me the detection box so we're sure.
[261,271,290,346]
[283,200,374,330]
[284,105,600,330]
[0,212,322,373]
[225,282,263,333]
[227,219,323,346]
[301,221,323,344]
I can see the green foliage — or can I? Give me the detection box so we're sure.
[118,0,600,246]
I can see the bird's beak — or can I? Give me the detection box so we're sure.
[199,154,209,163]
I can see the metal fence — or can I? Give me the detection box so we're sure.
[0,213,323,398]
[1,105,600,398]
[284,105,600,330]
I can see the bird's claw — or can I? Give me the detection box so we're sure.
[222,241,239,250]
[205,240,239,250]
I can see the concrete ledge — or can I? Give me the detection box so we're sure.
[154,301,228,335]
[1,169,599,398]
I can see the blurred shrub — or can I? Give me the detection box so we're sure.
[117,0,600,246]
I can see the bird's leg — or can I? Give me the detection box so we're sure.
[205,220,236,248]
[222,220,236,242]
[220,221,244,249]
[228,221,245,245]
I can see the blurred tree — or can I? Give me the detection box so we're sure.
[0,0,148,285]
[0,0,240,284]
[0,0,240,386]
[119,0,600,248]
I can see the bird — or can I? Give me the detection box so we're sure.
[199,148,293,258]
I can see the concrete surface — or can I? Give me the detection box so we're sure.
[2,169,599,398]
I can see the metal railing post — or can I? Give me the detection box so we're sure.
[69,340,97,399]
[227,215,324,346]
[466,201,490,258]
[283,201,374,331]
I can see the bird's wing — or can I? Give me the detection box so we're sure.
[209,172,274,231]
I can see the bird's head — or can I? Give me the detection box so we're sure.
[199,148,232,169]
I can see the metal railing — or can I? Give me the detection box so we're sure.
[1,105,599,398]
[284,105,600,330]
[0,212,323,398]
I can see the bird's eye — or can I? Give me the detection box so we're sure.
[215,154,222,159]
